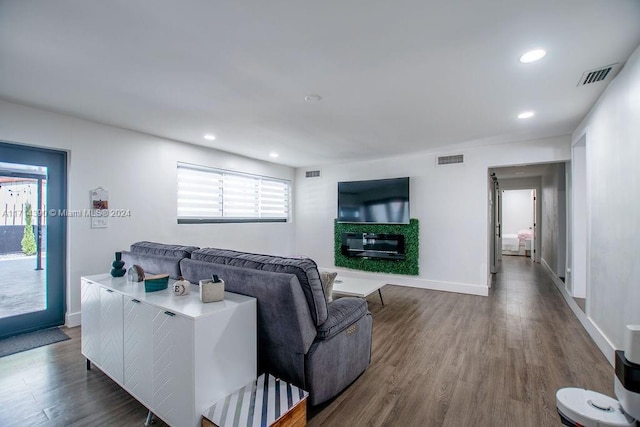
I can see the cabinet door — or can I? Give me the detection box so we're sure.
[100,287,124,384]
[152,308,194,427]
[80,279,101,365]
[123,297,153,407]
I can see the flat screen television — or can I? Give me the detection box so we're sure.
[337,177,410,224]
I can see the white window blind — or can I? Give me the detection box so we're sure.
[177,163,290,223]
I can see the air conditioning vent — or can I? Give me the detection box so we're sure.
[437,154,464,165]
[305,170,321,178]
[578,63,620,86]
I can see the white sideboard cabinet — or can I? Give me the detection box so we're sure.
[81,274,257,427]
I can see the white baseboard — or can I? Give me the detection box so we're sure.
[540,258,616,366]
[65,311,81,328]
[320,267,489,297]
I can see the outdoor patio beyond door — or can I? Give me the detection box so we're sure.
[0,170,47,319]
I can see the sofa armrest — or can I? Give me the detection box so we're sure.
[317,297,369,340]
[306,310,372,404]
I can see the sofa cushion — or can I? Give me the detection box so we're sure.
[316,297,369,340]
[121,251,183,279]
[319,271,337,303]
[191,248,328,326]
[130,241,198,258]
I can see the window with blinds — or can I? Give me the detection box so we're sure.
[177,163,290,223]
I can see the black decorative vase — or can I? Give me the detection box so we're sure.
[111,251,126,277]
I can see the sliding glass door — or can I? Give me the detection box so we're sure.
[0,142,66,338]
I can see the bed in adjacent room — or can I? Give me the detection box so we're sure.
[502,229,533,256]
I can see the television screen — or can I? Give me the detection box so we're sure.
[337,177,410,224]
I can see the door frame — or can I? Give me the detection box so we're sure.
[488,169,543,265]
[0,141,67,338]
[489,173,501,274]
[531,188,537,261]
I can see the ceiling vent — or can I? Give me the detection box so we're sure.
[305,170,321,178]
[437,154,464,165]
[578,63,621,86]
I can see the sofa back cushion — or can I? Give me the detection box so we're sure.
[191,248,328,326]
[130,241,199,258]
[121,241,199,279]
[121,251,183,279]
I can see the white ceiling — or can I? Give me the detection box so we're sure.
[1,1,639,167]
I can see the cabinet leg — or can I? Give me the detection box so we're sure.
[144,410,155,426]
[86,359,91,370]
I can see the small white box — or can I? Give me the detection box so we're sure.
[625,325,640,365]
[199,279,225,303]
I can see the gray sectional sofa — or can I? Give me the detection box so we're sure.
[121,241,373,405]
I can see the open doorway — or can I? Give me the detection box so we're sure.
[501,189,535,259]
[489,166,542,271]
[489,162,568,279]
[488,162,571,280]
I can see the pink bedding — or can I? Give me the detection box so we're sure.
[517,229,533,241]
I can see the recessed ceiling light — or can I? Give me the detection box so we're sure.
[519,49,547,64]
[203,134,216,140]
[269,152,279,158]
[517,111,535,119]
[304,94,322,102]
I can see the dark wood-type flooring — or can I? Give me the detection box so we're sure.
[0,257,612,426]
[309,257,612,426]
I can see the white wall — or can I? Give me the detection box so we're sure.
[572,140,587,298]
[502,190,533,235]
[541,163,566,277]
[572,43,640,351]
[565,162,573,293]
[557,174,567,279]
[0,100,296,326]
[295,135,570,296]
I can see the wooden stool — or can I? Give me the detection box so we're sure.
[202,374,308,427]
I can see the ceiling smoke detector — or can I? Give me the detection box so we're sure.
[304,94,322,102]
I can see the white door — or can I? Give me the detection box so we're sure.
[490,180,501,274]
[80,279,101,365]
[100,287,124,384]
[531,189,537,261]
[123,297,153,407]
[152,308,194,427]
[497,188,503,263]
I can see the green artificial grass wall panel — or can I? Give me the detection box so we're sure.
[334,218,419,275]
